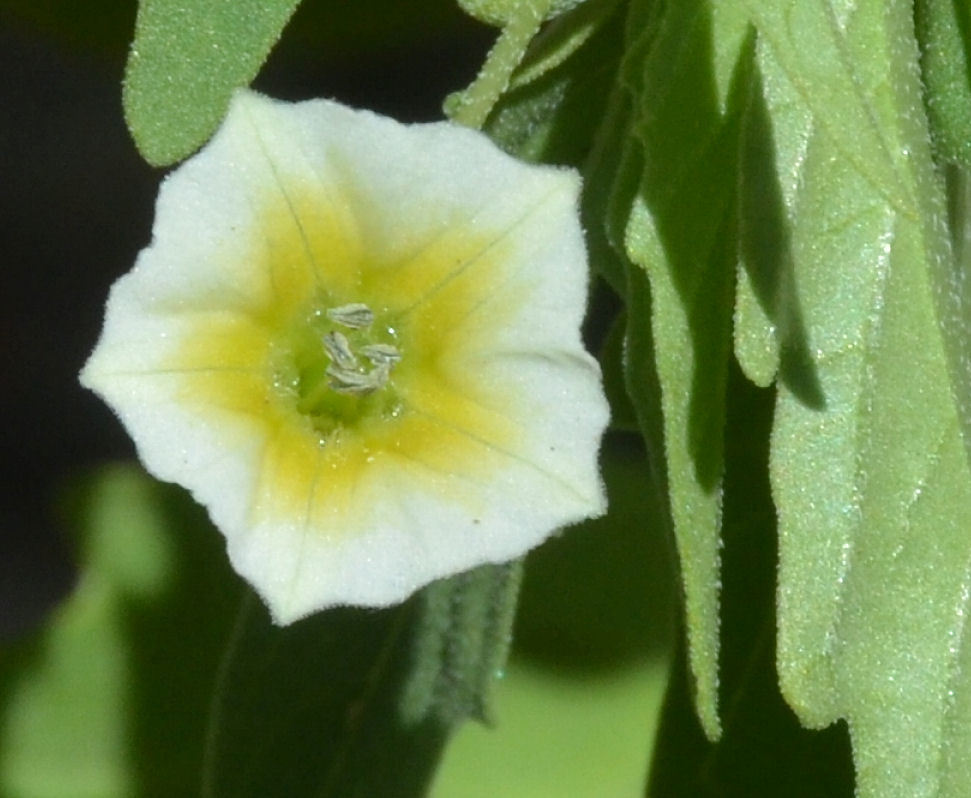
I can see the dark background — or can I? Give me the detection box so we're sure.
[0,0,493,638]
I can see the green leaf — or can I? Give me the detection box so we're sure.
[620,0,754,739]
[201,599,436,797]
[581,64,635,292]
[599,310,639,432]
[0,465,521,798]
[0,465,243,797]
[433,657,669,798]
[432,433,677,796]
[457,0,589,27]
[123,0,301,166]
[481,0,625,164]
[203,564,521,797]
[747,2,971,794]
[507,0,621,90]
[916,0,971,167]
[476,0,627,296]
[647,365,854,797]
[447,0,556,129]
[401,562,523,727]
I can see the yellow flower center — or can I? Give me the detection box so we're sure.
[161,183,527,529]
[272,300,404,442]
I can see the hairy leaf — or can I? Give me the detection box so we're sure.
[203,568,521,797]
[620,0,753,739]
[432,434,677,796]
[123,0,300,165]
[747,2,971,795]
[915,0,971,167]
[647,368,853,797]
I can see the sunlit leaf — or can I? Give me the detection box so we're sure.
[123,0,301,165]
[747,2,971,794]
[647,365,854,797]
[620,0,753,739]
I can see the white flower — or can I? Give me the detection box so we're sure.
[81,90,608,624]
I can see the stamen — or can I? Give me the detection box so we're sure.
[316,302,398,398]
[323,331,357,369]
[360,343,402,365]
[326,303,375,329]
[326,362,391,395]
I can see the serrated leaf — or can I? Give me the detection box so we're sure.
[123,0,301,166]
[620,0,753,739]
[747,2,971,795]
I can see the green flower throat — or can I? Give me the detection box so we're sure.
[273,299,404,440]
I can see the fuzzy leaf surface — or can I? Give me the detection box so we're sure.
[747,2,971,795]
[620,0,753,738]
[124,0,300,165]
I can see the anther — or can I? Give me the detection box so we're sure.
[326,303,374,329]
[360,343,402,365]
[326,362,389,395]
[323,330,357,369]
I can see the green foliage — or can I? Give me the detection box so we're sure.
[916,0,971,167]
[748,4,971,795]
[0,467,524,797]
[457,0,588,27]
[619,0,755,739]
[0,466,243,797]
[123,0,301,165]
[433,434,677,796]
[8,0,971,794]
[201,594,454,798]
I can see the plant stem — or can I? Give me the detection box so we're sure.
[451,0,555,129]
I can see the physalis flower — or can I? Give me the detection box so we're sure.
[81,91,607,624]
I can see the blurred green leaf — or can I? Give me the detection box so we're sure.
[747,2,971,795]
[123,0,301,166]
[514,433,675,669]
[0,465,243,797]
[619,0,753,739]
[432,656,669,798]
[203,565,520,797]
[432,434,676,796]
[201,599,437,798]
[0,466,522,798]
